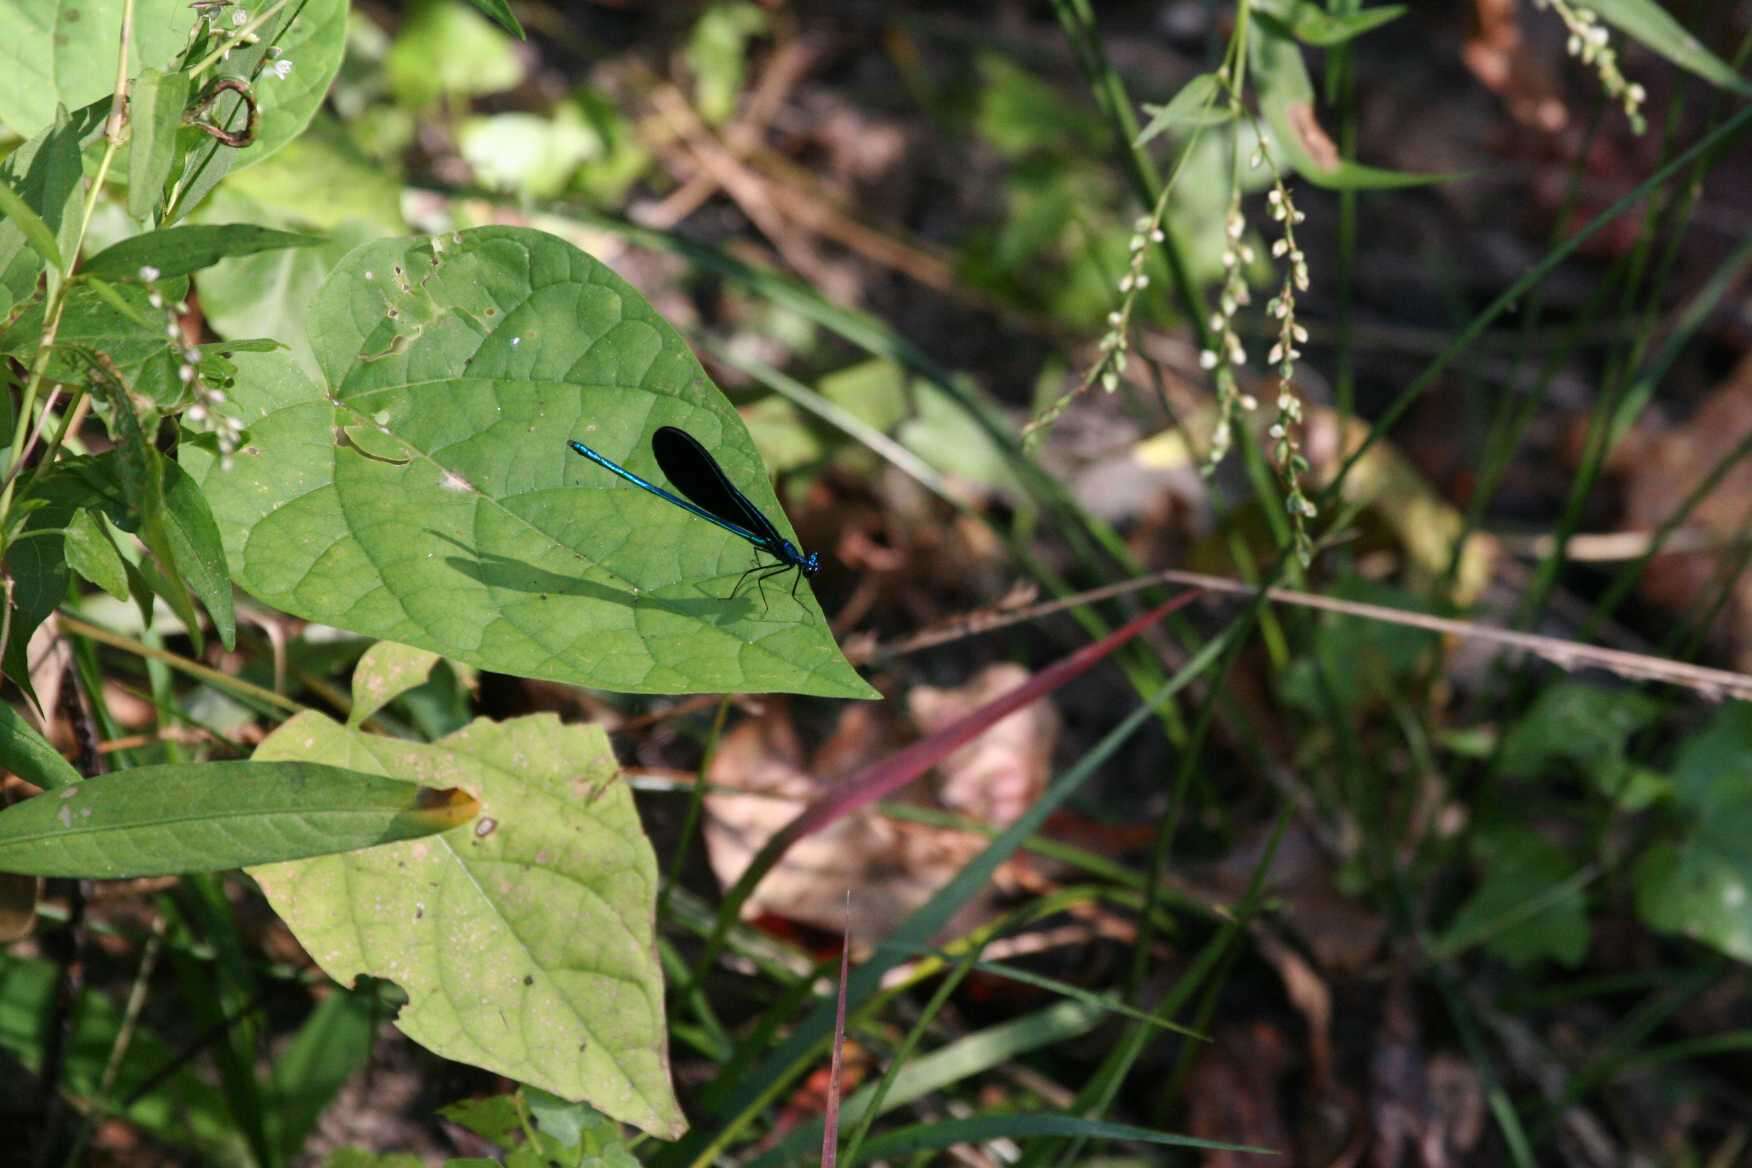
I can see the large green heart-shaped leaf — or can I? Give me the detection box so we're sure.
[248,711,685,1138]
[184,227,872,697]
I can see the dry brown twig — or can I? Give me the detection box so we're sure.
[865,568,1752,702]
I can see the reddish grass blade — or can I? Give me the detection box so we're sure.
[821,893,852,1168]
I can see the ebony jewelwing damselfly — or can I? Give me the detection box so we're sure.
[567,426,822,607]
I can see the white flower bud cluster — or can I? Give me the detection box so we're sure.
[140,266,240,471]
[193,3,295,78]
[1200,200,1257,474]
[1260,172,1316,561]
[1534,0,1647,133]
[1200,140,1320,564]
[1023,191,1174,447]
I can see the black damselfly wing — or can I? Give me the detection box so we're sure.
[651,426,786,549]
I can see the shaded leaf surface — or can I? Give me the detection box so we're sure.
[0,952,241,1156]
[248,711,686,1138]
[1441,825,1589,967]
[1634,704,1752,962]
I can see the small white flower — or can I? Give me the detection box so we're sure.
[1199,349,1219,370]
[271,58,293,80]
[178,364,196,383]
[1133,274,1149,289]
[139,265,161,282]
[232,9,248,26]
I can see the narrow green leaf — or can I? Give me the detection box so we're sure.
[1587,0,1752,95]
[84,360,204,645]
[1,458,113,692]
[266,989,377,1161]
[1255,2,1406,47]
[0,702,83,791]
[0,104,88,317]
[749,1000,1110,1168]
[249,711,686,1139]
[160,455,237,649]
[1135,73,1233,145]
[79,273,159,329]
[184,227,873,698]
[462,0,526,40]
[126,67,192,221]
[0,175,63,273]
[63,506,131,601]
[83,224,323,282]
[0,760,477,877]
[348,641,440,727]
